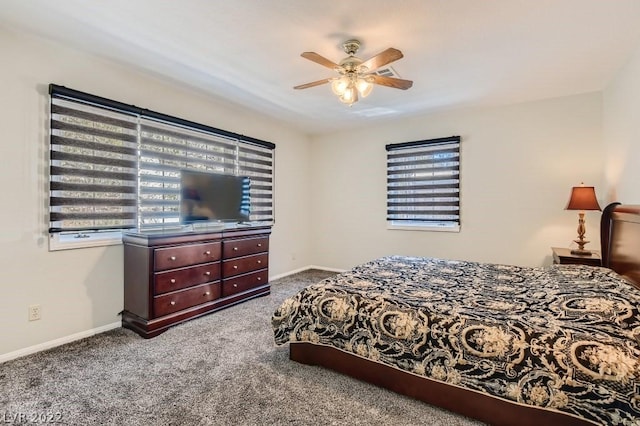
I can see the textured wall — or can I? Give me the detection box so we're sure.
[603,42,640,204]
[0,27,312,358]
[309,93,604,269]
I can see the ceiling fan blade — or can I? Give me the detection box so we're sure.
[370,75,413,90]
[360,48,404,72]
[294,78,332,90]
[301,52,340,70]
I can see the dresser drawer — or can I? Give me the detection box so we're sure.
[222,269,268,297]
[223,237,269,258]
[153,282,221,317]
[154,262,221,295]
[222,253,269,277]
[155,242,221,271]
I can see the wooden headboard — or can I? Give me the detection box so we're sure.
[601,202,640,288]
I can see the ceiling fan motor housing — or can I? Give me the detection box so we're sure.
[339,56,365,73]
[339,40,366,73]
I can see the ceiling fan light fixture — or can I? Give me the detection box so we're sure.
[356,77,373,98]
[331,76,350,96]
[333,75,372,103]
[339,86,357,105]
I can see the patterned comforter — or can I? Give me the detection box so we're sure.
[272,256,640,425]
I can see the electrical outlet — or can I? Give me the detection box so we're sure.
[28,304,41,321]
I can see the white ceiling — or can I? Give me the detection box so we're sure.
[2,0,640,135]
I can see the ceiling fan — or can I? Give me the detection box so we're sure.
[294,39,413,106]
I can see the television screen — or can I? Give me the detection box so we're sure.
[180,170,250,224]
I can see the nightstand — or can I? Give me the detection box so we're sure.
[552,247,601,267]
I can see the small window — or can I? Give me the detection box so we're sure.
[386,136,460,232]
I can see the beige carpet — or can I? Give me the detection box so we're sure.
[0,269,482,425]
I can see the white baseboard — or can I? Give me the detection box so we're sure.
[0,321,121,364]
[2,267,345,364]
[269,265,345,281]
[309,265,346,273]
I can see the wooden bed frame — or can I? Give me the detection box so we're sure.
[289,202,640,426]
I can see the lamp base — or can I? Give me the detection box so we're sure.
[570,248,593,256]
[572,233,592,256]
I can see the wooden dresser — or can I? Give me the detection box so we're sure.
[122,226,271,338]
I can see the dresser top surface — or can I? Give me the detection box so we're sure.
[124,225,271,247]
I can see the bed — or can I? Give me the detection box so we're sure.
[272,202,640,426]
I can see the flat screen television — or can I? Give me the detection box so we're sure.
[180,170,250,224]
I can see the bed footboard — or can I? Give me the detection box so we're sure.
[290,342,592,426]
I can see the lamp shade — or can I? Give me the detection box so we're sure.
[565,185,601,211]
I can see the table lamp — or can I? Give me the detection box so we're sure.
[565,183,601,255]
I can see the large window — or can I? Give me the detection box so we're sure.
[386,136,460,231]
[49,85,275,249]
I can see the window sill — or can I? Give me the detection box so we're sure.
[387,223,460,233]
[48,231,123,251]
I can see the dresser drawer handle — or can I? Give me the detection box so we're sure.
[170,256,177,261]
[170,278,176,284]
[257,260,262,264]
[204,271,211,276]
[257,277,262,281]
[170,301,176,306]
[233,284,238,288]
[257,243,262,248]
[205,291,211,296]
[204,250,211,256]
[233,265,238,269]
[233,247,238,251]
